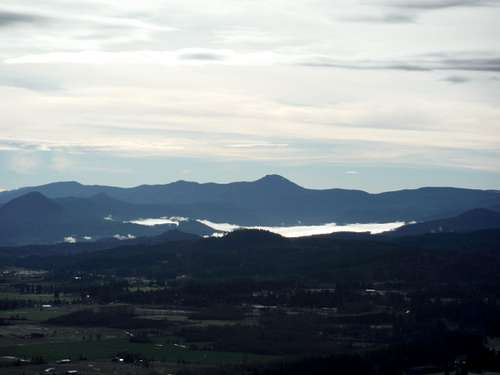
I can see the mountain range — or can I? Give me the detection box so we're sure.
[1,175,499,225]
[387,208,500,236]
[1,175,499,246]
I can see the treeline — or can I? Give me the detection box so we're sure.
[48,305,170,329]
[0,299,37,310]
[8,229,500,286]
[119,280,344,308]
[177,332,500,375]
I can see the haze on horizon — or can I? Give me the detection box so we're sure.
[1,0,499,192]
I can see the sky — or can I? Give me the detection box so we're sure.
[0,0,499,192]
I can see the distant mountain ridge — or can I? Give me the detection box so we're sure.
[1,175,499,226]
[1,187,500,246]
[388,208,500,236]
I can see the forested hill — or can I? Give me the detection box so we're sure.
[4,228,499,285]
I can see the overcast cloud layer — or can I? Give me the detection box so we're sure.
[0,0,499,191]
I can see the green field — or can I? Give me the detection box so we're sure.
[0,292,73,302]
[0,306,85,321]
[0,338,278,365]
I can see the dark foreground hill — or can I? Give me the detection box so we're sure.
[4,228,499,285]
[0,229,200,257]
[1,175,499,225]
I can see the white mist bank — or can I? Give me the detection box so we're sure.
[127,216,407,237]
[197,220,406,237]
[125,217,188,226]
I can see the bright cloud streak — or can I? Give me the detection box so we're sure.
[127,217,189,226]
[63,236,77,243]
[4,49,283,65]
[197,220,406,237]
[113,233,136,240]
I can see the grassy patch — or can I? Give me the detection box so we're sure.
[0,338,278,365]
[0,292,73,302]
[0,305,85,321]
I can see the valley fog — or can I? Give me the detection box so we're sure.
[129,217,407,237]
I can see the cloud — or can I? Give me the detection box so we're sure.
[342,13,416,23]
[198,219,406,237]
[0,3,176,59]
[300,54,500,72]
[226,143,289,148]
[50,154,73,171]
[346,170,360,175]
[3,49,280,66]
[442,75,470,83]
[0,72,61,91]
[0,139,56,152]
[213,28,285,46]
[64,236,77,244]
[0,6,174,32]
[382,0,495,10]
[0,10,48,27]
[178,51,226,61]
[126,217,187,226]
[0,71,499,170]
[0,1,498,183]
[6,49,499,73]
[113,234,136,240]
[8,153,41,174]
[2,131,499,173]
[0,137,187,156]
[364,0,500,23]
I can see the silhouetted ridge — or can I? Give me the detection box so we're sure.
[253,174,301,190]
[0,192,63,218]
[1,176,500,231]
[389,208,500,236]
[177,220,214,236]
[256,174,294,184]
[221,229,285,245]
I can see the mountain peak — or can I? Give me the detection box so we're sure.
[253,175,303,193]
[43,181,83,188]
[171,179,199,186]
[0,191,63,217]
[256,174,293,185]
[222,229,285,244]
